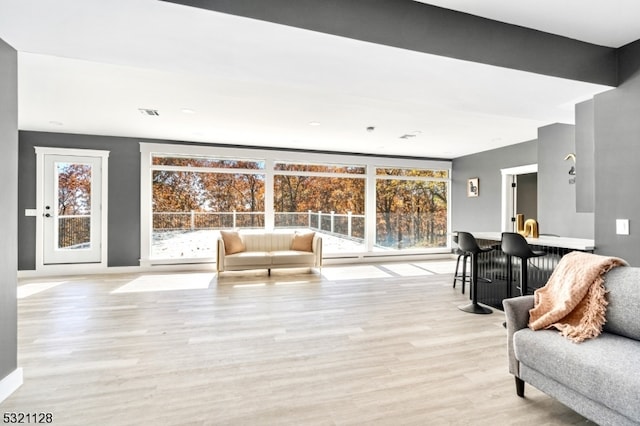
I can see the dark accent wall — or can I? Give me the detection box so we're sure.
[575,99,595,213]
[537,123,594,238]
[19,132,143,270]
[593,39,640,265]
[0,38,18,386]
[451,140,537,232]
[18,133,452,270]
[163,0,617,86]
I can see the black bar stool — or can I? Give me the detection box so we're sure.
[501,232,546,297]
[457,231,494,314]
[452,234,470,294]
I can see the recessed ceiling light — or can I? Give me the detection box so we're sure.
[181,108,196,114]
[308,121,321,126]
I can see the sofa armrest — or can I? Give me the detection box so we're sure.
[503,295,534,377]
[216,237,225,272]
[312,234,323,268]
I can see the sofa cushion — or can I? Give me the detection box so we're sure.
[220,230,246,255]
[270,250,316,266]
[270,232,297,251]
[602,267,640,340]
[242,233,273,252]
[514,328,640,422]
[291,232,315,252]
[224,251,271,268]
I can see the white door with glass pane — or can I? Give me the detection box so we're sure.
[38,149,107,265]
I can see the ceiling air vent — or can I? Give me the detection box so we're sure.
[399,130,422,139]
[138,108,160,116]
[399,134,416,139]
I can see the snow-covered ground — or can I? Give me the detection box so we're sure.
[151,229,368,259]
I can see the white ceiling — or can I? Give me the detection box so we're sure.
[0,0,635,159]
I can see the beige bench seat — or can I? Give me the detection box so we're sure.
[217,231,322,275]
[270,250,317,266]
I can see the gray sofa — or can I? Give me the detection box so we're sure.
[503,266,640,426]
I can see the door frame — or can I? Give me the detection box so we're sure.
[35,147,110,272]
[500,163,537,232]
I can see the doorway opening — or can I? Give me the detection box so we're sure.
[501,164,538,232]
[35,147,109,271]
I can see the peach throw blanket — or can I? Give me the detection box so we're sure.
[528,251,627,342]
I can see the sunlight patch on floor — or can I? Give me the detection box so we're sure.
[232,283,267,288]
[411,260,457,274]
[382,263,435,276]
[112,273,215,293]
[274,280,312,286]
[17,281,67,299]
[321,265,391,280]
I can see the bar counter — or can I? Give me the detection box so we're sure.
[470,232,594,251]
[460,231,595,310]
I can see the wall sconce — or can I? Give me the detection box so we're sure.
[565,153,576,184]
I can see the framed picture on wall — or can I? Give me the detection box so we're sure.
[467,177,479,197]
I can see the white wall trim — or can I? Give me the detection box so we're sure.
[500,164,538,232]
[18,264,214,279]
[34,147,109,270]
[0,368,23,404]
[139,142,452,265]
[139,143,452,170]
[18,252,452,278]
[500,164,538,176]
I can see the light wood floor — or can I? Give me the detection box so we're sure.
[3,261,590,425]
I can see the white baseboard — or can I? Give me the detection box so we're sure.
[323,252,454,265]
[17,264,215,279]
[18,253,457,279]
[0,368,23,404]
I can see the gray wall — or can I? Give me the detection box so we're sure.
[0,38,18,386]
[453,123,595,239]
[593,39,640,265]
[19,132,143,270]
[537,123,594,238]
[452,140,537,232]
[575,99,595,213]
[453,35,640,260]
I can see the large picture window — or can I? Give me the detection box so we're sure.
[150,154,265,260]
[274,162,365,253]
[140,144,451,265]
[376,168,448,250]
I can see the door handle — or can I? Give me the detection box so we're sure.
[44,213,51,218]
